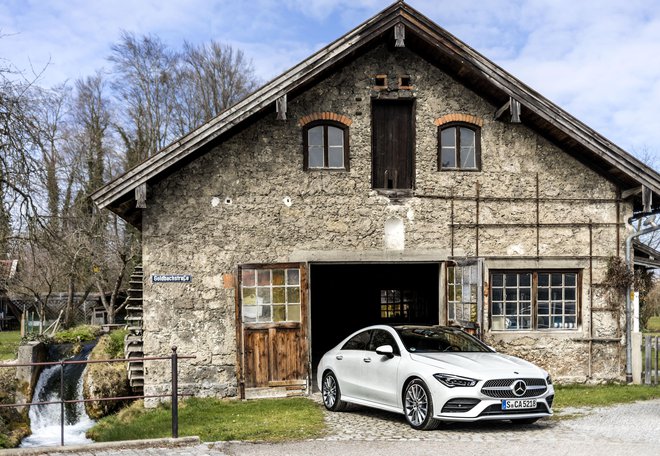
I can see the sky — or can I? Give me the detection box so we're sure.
[1,0,660,165]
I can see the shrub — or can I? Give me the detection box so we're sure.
[53,325,101,344]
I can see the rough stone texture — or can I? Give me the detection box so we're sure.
[140,43,631,399]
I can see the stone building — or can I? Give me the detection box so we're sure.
[92,2,660,399]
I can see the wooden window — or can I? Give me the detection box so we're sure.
[438,123,480,170]
[241,267,301,323]
[303,121,349,171]
[447,264,478,323]
[490,271,580,331]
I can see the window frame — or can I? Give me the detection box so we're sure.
[437,122,481,171]
[489,270,581,332]
[302,120,350,171]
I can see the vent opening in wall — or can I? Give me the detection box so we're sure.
[374,74,387,89]
[399,75,412,89]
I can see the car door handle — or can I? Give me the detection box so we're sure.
[363,357,371,363]
[335,355,343,360]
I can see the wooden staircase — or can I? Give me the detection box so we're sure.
[124,265,144,394]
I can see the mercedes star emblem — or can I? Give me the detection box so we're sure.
[512,380,527,397]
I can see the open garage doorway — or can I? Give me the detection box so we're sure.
[309,262,441,375]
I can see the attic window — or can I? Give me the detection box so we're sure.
[374,75,387,89]
[399,76,412,89]
[303,121,350,171]
[438,123,481,171]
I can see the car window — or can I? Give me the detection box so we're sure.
[341,330,371,350]
[368,329,400,356]
[395,327,491,353]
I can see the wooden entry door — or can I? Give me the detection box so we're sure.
[238,264,308,394]
[372,100,415,189]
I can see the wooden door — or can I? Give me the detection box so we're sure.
[372,100,415,189]
[238,264,308,393]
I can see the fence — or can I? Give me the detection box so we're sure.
[0,346,193,447]
[642,335,659,385]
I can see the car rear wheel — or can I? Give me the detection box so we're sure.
[403,379,439,430]
[322,372,347,412]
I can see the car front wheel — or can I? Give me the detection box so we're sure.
[403,379,439,430]
[322,372,347,411]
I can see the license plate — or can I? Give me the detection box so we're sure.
[501,399,537,410]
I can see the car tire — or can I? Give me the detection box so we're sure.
[403,378,439,430]
[322,372,347,412]
[511,418,539,425]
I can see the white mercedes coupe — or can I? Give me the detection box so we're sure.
[317,325,554,430]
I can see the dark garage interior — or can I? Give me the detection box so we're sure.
[309,262,441,371]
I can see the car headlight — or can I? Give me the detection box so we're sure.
[433,373,478,388]
[546,374,553,385]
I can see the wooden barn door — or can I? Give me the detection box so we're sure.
[238,264,308,396]
[372,100,415,189]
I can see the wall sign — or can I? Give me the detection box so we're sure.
[152,274,192,283]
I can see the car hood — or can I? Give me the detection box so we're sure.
[409,352,544,377]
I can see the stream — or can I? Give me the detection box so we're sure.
[20,342,96,448]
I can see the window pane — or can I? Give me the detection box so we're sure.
[492,288,503,301]
[308,145,324,168]
[257,270,271,286]
[328,146,344,168]
[272,269,285,286]
[492,274,503,287]
[327,126,343,146]
[459,128,476,168]
[273,305,286,322]
[538,316,549,329]
[519,273,531,287]
[441,128,456,168]
[288,304,301,322]
[242,269,255,287]
[538,273,549,287]
[243,288,256,305]
[258,306,271,322]
[308,126,323,146]
[565,273,576,286]
[273,287,285,303]
[243,305,258,322]
[551,273,563,286]
[287,269,300,285]
[257,287,271,304]
[287,286,300,303]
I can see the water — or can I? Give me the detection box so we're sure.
[20,343,96,448]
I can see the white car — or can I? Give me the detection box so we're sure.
[317,325,554,430]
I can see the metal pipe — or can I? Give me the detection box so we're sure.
[60,361,64,446]
[171,346,179,439]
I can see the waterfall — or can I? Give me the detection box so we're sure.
[20,342,96,448]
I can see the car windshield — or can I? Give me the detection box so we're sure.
[394,327,492,353]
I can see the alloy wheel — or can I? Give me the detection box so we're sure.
[405,382,429,426]
[323,374,337,408]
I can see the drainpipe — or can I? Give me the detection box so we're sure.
[624,218,660,383]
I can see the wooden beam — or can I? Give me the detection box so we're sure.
[276,94,287,121]
[135,183,147,209]
[511,98,521,123]
[643,185,653,212]
[622,186,642,199]
[394,23,405,47]
[494,99,510,120]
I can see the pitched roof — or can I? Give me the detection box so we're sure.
[91,1,660,228]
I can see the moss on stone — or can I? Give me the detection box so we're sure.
[83,333,132,420]
[0,365,30,448]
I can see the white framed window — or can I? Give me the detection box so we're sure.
[241,267,301,323]
[490,271,579,331]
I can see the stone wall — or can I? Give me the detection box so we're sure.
[141,43,630,399]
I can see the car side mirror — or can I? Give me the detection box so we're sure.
[376,344,395,358]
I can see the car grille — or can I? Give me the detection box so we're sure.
[441,398,481,413]
[479,402,550,416]
[480,378,548,398]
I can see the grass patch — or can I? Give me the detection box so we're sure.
[87,397,326,443]
[554,384,660,411]
[647,316,660,332]
[53,325,101,344]
[0,331,21,361]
